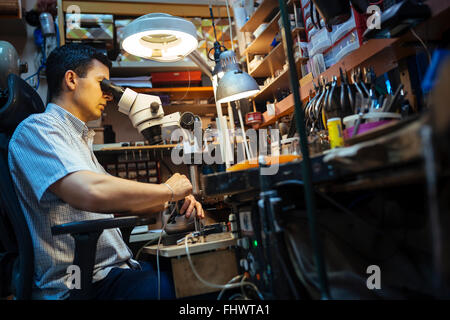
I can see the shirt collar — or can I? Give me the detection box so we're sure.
[46,103,95,142]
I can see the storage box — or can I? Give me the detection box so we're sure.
[330,11,357,44]
[333,29,361,63]
[151,71,202,87]
[308,27,332,57]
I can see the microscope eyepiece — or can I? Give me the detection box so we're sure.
[100,79,125,102]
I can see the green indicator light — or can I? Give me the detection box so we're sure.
[253,240,258,247]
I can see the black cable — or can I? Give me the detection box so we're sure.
[209,6,218,42]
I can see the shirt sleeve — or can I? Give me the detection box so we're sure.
[8,116,94,203]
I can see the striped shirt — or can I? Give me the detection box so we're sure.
[8,103,139,300]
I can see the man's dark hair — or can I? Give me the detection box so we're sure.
[45,43,112,101]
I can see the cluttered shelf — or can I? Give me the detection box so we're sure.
[249,27,306,78]
[240,0,298,33]
[239,0,278,33]
[243,11,280,56]
[242,0,303,56]
[253,56,308,103]
[260,37,397,127]
[259,0,450,128]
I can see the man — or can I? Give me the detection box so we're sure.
[8,43,204,300]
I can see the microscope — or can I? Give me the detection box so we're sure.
[100,79,181,145]
[100,79,204,244]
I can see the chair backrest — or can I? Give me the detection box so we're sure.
[0,74,45,299]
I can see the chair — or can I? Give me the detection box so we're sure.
[0,74,152,300]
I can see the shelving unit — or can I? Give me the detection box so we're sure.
[133,87,225,116]
[253,56,307,103]
[259,0,450,127]
[240,0,278,33]
[248,26,305,78]
[134,87,214,101]
[111,59,215,75]
[240,0,308,106]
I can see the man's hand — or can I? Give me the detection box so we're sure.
[179,194,205,219]
[164,173,192,201]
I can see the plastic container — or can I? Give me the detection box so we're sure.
[303,3,311,20]
[323,48,337,68]
[331,11,356,44]
[281,137,300,155]
[308,27,332,57]
[333,29,360,63]
[305,17,313,31]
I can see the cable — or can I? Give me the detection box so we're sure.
[224,0,234,51]
[134,203,177,299]
[229,293,246,300]
[411,27,431,64]
[217,274,243,300]
[172,70,191,104]
[184,233,264,299]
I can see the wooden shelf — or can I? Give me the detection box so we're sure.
[249,27,306,78]
[240,0,278,33]
[253,56,308,104]
[243,11,281,56]
[163,104,227,116]
[258,0,450,128]
[133,87,214,101]
[60,0,232,17]
[259,0,450,127]
[111,59,214,75]
[249,42,286,78]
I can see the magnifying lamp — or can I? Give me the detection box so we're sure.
[122,13,198,62]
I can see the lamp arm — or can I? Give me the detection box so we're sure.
[188,50,213,80]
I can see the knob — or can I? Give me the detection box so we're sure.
[150,101,160,113]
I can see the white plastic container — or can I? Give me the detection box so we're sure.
[333,29,360,63]
[306,17,313,31]
[324,48,337,68]
[308,27,332,57]
[303,3,311,20]
[331,11,356,44]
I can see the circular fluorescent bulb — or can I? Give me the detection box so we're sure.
[122,13,198,62]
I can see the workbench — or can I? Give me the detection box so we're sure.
[143,232,238,298]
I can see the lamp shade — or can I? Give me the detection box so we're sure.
[216,70,260,103]
[216,50,260,103]
[122,13,198,62]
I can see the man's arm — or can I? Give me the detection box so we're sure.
[49,170,192,215]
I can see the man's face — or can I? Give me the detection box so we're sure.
[72,59,112,123]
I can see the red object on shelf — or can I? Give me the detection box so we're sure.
[245,111,263,125]
[150,71,202,87]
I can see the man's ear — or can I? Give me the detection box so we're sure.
[63,70,78,92]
